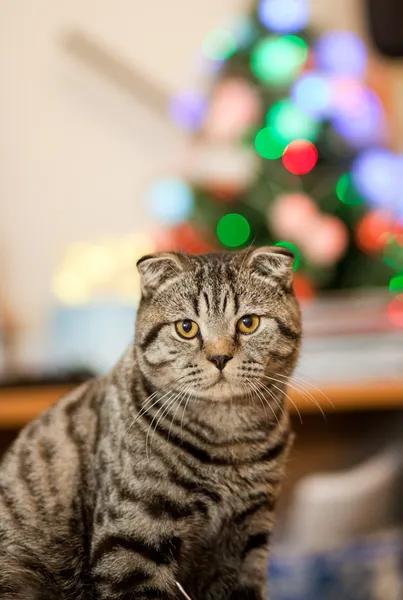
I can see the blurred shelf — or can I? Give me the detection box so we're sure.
[0,380,403,428]
[0,385,74,428]
[291,381,403,414]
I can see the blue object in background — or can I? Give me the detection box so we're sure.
[258,0,310,34]
[169,92,207,131]
[147,178,194,226]
[291,72,332,119]
[50,303,136,374]
[269,530,403,600]
[352,148,401,208]
[315,30,368,78]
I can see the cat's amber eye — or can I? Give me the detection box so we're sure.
[237,315,260,335]
[175,319,199,340]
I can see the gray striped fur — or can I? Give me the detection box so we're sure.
[0,247,301,600]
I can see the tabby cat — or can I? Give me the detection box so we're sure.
[0,247,301,600]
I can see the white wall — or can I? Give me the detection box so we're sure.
[0,0,383,338]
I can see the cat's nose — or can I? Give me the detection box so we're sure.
[208,354,232,371]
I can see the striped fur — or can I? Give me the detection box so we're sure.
[0,248,301,600]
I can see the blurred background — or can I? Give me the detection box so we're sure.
[1,0,403,597]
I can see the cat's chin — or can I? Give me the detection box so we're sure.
[197,378,245,402]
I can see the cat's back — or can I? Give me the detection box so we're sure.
[0,376,103,532]
[0,379,103,599]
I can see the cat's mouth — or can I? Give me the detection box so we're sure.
[204,373,226,390]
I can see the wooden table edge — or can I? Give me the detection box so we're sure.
[0,380,403,428]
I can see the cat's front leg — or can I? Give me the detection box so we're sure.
[228,541,270,600]
[0,546,62,600]
[91,529,181,600]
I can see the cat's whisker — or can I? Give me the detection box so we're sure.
[121,374,187,443]
[120,389,160,441]
[239,380,253,411]
[253,380,287,430]
[151,383,194,453]
[246,378,279,426]
[288,371,335,410]
[246,378,268,421]
[146,388,183,460]
[131,374,187,424]
[168,384,192,442]
[283,342,333,410]
[260,377,304,424]
[269,372,330,417]
[180,385,195,440]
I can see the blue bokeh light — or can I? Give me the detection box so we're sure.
[352,149,400,208]
[169,91,207,131]
[291,72,331,118]
[147,179,194,225]
[258,0,310,34]
[333,88,385,147]
[315,31,367,77]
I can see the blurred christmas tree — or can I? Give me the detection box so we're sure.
[147,0,403,298]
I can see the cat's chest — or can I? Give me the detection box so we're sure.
[184,462,272,540]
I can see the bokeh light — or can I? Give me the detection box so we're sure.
[315,30,367,78]
[291,72,331,118]
[267,99,320,144]
[293,273,315,301]
[275,240,301,269]
[226,15,257,48]
[336,173,364,205]
[389,273,403,294]
[147,179,194,225]
[255,127,286,159]
[356,211,392,254]
[251,35,308,87]
[393,219,403,246]
[155,223,216,255]
[169,91,207,131]
[217,213,251,247]
[271,193,316,238]
[352,149,400,208]
[202,28,237,61]
[387,295,403,328]
[195,53,225,75]
[384,238,403,270]
[282,140,318,174]
[332,88,385,146]
[52,234,155,305]
[205,78,261,141]
[258,0,310,34]
[302,215,348,266]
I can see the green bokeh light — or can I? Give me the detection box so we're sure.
[384,239,403,270]
[203,29,237,60]
[217,213,251,247]
[266,99,319,144]
[336,173,364,205]
[389,273,403,294]
[251,35,308,87]
[254,127,286,159]
[275,241,300,270]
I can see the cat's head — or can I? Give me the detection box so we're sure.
[135,248,301,402]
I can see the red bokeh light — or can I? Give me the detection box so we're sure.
[282,140,318,175]
[293,273,316,302]
[387,295,403,328]
[356,211,392,254]
[393,219,403,246]
[155,222,216,255]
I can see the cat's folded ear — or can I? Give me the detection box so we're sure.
[136,252,186,296]
[245,246,294,289]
